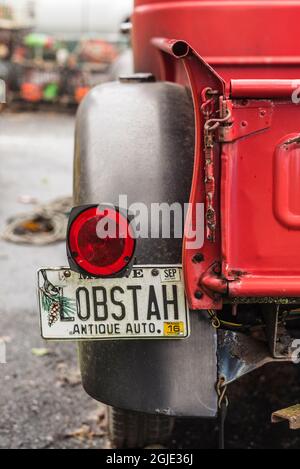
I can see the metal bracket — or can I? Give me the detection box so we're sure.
[264,306,294,359]
[201,262,228,298]
[272,405,300,430]
[218,329,290,386]
[219,100,274,143]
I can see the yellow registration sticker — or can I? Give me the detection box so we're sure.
[164,322,185,337]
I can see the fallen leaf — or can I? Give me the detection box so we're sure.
[56,363,81,387]
[32,348,51,357]
[65,424,105,441]
[65,405,108,441]
[86,406,107,425]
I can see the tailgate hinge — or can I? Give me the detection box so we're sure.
[202,91,232,243]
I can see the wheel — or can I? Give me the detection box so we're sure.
[108,407,175,449]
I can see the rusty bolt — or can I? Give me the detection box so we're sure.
[152,269,160,277]
[193,253,204,264]
[195,291,204,300]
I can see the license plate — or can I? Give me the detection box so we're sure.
[38,266,190,341]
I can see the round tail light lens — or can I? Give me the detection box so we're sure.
[68,206,136,277]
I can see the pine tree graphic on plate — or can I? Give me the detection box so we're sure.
[40,271,76,328]
[48,301,60,327]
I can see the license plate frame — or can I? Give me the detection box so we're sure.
[38,266,190,341]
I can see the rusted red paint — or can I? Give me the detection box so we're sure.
[133,0,300,309]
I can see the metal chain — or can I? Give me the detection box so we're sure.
[201,87,219,118]
[202,89,218,243]
[208,309,221,329]
[201,89,231,242]
[216,377,229,409]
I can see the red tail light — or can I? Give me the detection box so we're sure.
[67,205,136,278]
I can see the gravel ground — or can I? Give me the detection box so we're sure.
[0,111,300,450]
[0,111,108,449]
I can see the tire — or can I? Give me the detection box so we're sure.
[108,407,175,449]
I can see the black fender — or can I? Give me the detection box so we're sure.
[74,80,218,418]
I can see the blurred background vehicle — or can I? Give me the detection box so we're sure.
[0,0,133,107]
[12,33,119,106]
[0,4,32,99]
[3,0,132,40]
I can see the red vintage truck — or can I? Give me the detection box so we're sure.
[38,0,300,448]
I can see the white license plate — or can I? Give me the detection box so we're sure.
[38,266,190,341]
